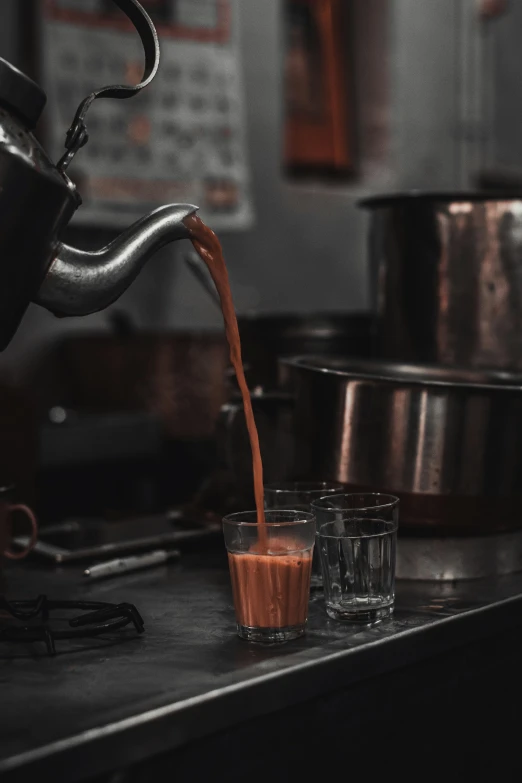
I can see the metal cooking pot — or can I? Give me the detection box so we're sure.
[282,356,522,536]
[361,192,522,371]
[237,312,374,388]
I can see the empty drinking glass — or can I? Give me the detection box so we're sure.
[312,494,399,624]
[264,482,344,587]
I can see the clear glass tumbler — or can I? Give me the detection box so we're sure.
[264,482,344,587]
[223,510,316,643]
[312,494,399,624]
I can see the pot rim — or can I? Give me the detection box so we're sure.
[358,190,522,208]
[281,356,522,392]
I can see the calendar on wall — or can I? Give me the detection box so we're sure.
[41,0,254,230]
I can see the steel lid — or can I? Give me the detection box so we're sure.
[358,190,522,208]
[281,356,522,391]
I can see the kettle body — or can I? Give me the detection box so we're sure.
[0,65,79,349]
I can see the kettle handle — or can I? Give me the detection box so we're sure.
[57,0,160,172]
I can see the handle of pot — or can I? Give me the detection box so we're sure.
[58,0,160,172]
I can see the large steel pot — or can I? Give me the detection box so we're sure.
[361,192,522,371]
[282,356,522,537]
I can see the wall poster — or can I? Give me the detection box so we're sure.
[41,0,254,230]
[284,0,353,175]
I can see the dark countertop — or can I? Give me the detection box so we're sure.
[2,547,522,782]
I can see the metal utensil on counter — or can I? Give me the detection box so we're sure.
[283,355,522,579]
[361,191,522,370]
[84,549,180,580]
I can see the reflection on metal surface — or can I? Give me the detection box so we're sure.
[339,383,357,478]
[448,202,474,215]
[385,388,409,489]
[397,529,522,580]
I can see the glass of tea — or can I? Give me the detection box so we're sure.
[264,482,344,588]
[312,494,399,624]
[223,510,316,643]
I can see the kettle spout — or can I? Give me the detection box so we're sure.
[35,204,198,316]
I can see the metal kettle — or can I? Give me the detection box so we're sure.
[0,0,196,351]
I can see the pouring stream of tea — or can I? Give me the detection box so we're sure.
[186,214,266,526]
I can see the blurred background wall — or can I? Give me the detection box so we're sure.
[0,0,501,378]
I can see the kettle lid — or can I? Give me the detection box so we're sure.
[0,58,46,129]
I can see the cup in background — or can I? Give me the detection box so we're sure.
[223,510,315,643]
[264,481,343,587]
[0,485,38,561]
[312,493,398,624]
